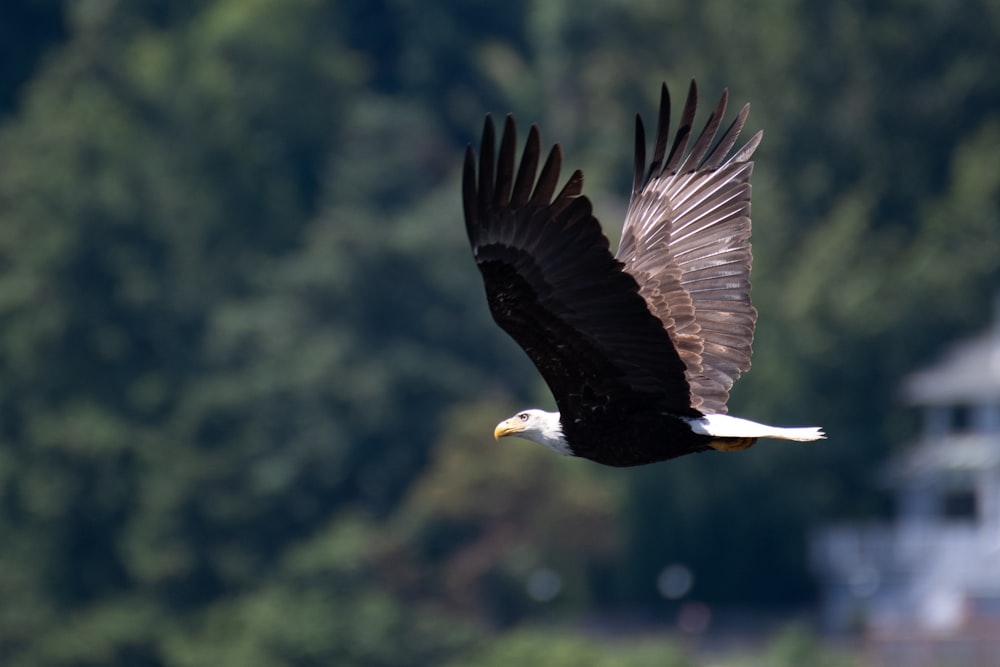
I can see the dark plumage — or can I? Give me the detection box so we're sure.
[463,81,823,467]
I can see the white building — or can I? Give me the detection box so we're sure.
[812,310,1000,666]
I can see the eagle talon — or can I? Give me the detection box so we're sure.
[708,437,758,452]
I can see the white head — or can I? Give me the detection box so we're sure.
[493,409,571,456]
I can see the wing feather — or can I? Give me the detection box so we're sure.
[463,114,698,426]
[617,81,760,414]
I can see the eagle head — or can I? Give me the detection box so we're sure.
[493,409,571,456]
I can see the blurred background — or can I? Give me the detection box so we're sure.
[0,1,998,665]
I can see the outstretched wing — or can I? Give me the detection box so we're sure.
[617,81,761,414]
[463,115,699,424]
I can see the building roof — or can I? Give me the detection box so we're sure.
[903,319,1000,405]
[885,433,1000,481]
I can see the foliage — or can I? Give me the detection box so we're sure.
[756,625,860,667]
[0,0,997,664]
[159,514,478,667]
[446,627,695,667]
[389,402,623,623]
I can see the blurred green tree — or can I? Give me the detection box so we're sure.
[0,0,66,116]
[446,627,695,667]
[0,0,365,662]
[387,402,623,624]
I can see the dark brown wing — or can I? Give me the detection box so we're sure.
[463,114,700,430]
[616,81,761,414]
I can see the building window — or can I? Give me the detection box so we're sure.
[941,489,977,521]
[950,404,973,433]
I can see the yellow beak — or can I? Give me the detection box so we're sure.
[494,418,522,441]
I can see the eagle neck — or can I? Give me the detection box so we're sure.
[536,411,571,456]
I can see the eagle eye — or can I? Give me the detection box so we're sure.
[518,413,528,422]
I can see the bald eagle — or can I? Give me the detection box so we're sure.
[463,81,824,467]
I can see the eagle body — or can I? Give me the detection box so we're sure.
[464,81,824,467]
[562,409,717,467]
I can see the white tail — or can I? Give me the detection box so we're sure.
[684,414,826,442]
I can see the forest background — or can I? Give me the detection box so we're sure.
[0,1,998,665]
